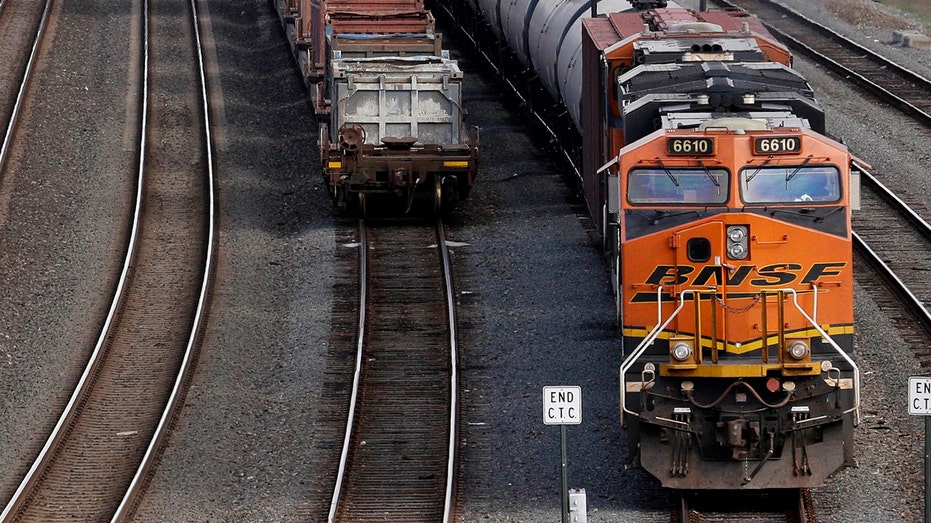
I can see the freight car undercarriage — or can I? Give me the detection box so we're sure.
[322,123,477,214]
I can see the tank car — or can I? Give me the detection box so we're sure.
[436,0,861,491]
[274,0,478,214]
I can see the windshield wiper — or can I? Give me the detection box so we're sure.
[697,160,721,194]
[813,205,844,223]
[745,159,771,184]
[657,160,679,187]
[785,156,813,184]
[646,209,702,225]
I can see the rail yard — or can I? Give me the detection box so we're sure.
[0,0,930,521]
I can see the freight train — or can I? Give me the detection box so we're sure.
[273,0,478,215]
[434,0,861,491]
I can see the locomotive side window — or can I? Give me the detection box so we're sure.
[627,167,729,205]
[740,165,841,204]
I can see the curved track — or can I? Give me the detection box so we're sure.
[329,219,459,523]
[853,164,931,358]
[717,0,931,125]
[853,231,931,363]
[0,0,217,518]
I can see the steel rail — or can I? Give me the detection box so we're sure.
[112,0,218,515]
[0,0,143,516]
[431,2,582,181]
[327,219,369,523]
[437,217,459,523]
[0,0,52,174]
[853,231,931,332]
[857,160,931,241]
[0,0,216,517]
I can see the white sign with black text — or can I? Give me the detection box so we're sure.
[543,386,582,425]
[909,376,931,415]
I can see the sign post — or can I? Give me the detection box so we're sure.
[908,376,931,523]
[543,386,581,523]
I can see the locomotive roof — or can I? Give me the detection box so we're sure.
[617,61,825,141]
[619,62,815,100]
[660,111,810,131]
[584,8,780,51]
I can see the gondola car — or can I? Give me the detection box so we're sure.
[436,0,860,490]
[274,0,478,214]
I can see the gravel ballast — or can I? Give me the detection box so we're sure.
[1,0,928,521]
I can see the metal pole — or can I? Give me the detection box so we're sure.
[561,425,569,523]
[590,0,597,19]
[926,416,930,523]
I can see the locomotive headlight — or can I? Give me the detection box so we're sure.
[787,340,810,360]
[671,342,693,362]
[726,225,749,260]
[727,242,747,259]
[727,225,747,242]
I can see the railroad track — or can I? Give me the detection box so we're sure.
[716,0,931,126]
[328,218,459,522]
[853,164,931,362]
[853,230,931,363]
[0,0,217,518]
[675,488,815,522]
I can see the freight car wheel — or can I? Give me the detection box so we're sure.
[432,175,443,216]
[358,192,368,219]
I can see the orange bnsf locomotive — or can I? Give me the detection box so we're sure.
[437,0,860,491]
[613,122,860,489]
[590,9,861,490]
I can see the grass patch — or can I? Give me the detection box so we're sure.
[880,1,931,26]
[823,0,925,30]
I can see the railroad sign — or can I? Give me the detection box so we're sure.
[543,386,582,425]
[910,377,931,415]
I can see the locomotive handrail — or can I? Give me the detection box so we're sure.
[619,286,860,422]
[784,287,861,423]
[619,285,691,419]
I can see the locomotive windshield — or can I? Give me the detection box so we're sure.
[741,165,841,204]
[627,167,729,205]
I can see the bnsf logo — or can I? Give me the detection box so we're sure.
[643,262,847,287]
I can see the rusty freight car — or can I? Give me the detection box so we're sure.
[276,0,477,214]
